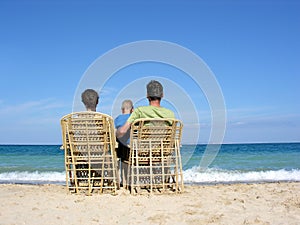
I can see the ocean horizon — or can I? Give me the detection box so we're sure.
[1,143,299,185]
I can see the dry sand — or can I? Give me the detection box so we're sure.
[0,182,299,225]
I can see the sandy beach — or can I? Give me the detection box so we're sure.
[0,182,299,225]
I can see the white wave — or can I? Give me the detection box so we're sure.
[183,167,300,183]
[0,171,65,184]
[1,168,300,185]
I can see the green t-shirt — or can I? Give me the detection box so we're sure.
[127,106,175,123]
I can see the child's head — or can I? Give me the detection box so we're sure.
[121,100,133,114]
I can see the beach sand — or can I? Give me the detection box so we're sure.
[0,182,299,225]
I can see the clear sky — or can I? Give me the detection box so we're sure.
[0,0,299,144]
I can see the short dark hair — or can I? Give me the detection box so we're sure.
[81,89,99,110]
[148,96,161,101]
[147,80,163,98]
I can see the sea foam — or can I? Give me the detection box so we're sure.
[183,167,300,184]
[1,168,300,185]
[0,171,65,184]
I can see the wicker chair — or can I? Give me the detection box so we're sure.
[60,112,119,195]
[126,118,184,194]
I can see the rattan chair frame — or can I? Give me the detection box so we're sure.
[126,118,184,194]
[60,112,119,195]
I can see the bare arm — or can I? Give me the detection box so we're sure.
[116,121,131,138]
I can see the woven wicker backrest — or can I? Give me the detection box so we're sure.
[127,118,184,194]
[60,112,119,194]
[61,112,116,154]
[130,118,182,156]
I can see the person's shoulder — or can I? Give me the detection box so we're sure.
[115,114,131,127]
[115,114,121,120]
[136,106,147,110]
[163,107,173,112]
[116,114,130,120]
[161,107,175,117]
[115,114,123,122]
[133,106,148,112]
[160,106,173,112]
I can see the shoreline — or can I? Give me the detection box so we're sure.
[2,178,300,185]
[1,182,299,225]
[1,179,299,186]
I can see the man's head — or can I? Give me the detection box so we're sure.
[147,80,163,101]
[81,89,99,111]
[121,100,133,114]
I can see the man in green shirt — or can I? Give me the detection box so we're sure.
[116,80,175,138]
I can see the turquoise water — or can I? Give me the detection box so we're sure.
[182,143,300,171]
[0,143,299,184]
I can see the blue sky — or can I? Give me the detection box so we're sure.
[0,0,299,144]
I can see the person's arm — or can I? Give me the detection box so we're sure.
[116,121,131,138]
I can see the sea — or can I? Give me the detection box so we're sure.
[0,143,299,185]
